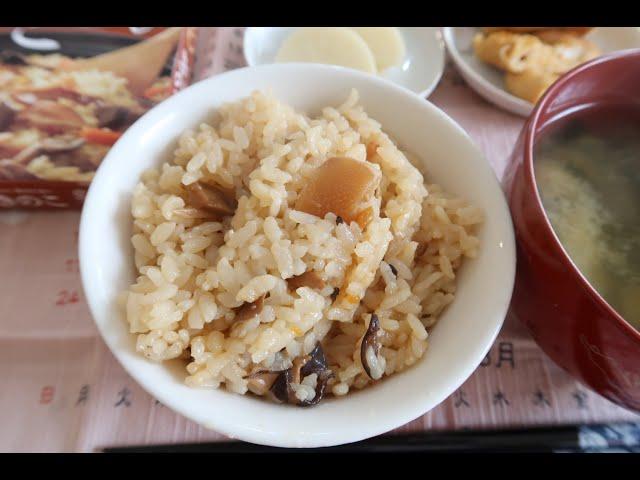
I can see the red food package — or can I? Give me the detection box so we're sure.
[0,27,197,209]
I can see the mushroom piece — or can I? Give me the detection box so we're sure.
[270,356,307,404]
[96,105,140,130]
[286,270,326,291]
[0,103,15,131]
[15,100,84,134]
[388,263,398,277]
[186,181,237,220]
[269,343,334,407]
[360,313,385,380]
[11,135,85,165]
[40,136,86,153]
[246,371,279,396]
[234,295,265,323]
[172,207,214,219]
[330,287,340,302]
[294,156,380,225]
[10,143,42,165]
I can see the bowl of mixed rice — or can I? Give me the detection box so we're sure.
[79,63,515,447]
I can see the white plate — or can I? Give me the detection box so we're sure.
[443,27,640,117]
[79,64,515,448]
[243,27,446,98]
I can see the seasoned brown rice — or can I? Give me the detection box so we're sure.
[122,89,483,403]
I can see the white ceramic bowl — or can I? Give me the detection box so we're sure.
[243,27,446,98]
[79,63,515,448]
[444,27,640,117]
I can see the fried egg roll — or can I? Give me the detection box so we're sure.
[505,68,559,104]
[472,31,543,73]
[482,27,594,37]
[536,31,601,71]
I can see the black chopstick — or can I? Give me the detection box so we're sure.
[103,422,640,453]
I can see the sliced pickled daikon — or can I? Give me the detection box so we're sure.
[275,27,377,74]
[351,27,406,71]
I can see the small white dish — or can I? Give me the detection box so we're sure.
[79,63,515,448]
[243,27,446,98]
[443,27,640,117]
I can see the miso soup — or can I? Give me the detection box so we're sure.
[534,104,640,331]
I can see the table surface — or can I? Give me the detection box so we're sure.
[0,27,638,452]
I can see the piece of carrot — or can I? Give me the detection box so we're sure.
[143,83,171,99]
[80,127,122,146]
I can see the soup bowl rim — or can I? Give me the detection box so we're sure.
[523,47,640,342]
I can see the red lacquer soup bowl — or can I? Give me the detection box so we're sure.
[504,49,640,412]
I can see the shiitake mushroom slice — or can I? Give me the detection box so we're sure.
[267,343,334,407]
[234,295,266,323]
[360,313,384,380]
[185,181,237,219]
[286,270,326,291]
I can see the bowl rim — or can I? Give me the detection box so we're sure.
[79,62,516,447]
[524,47,640,343]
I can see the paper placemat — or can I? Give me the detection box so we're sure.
[0,27,637,452]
